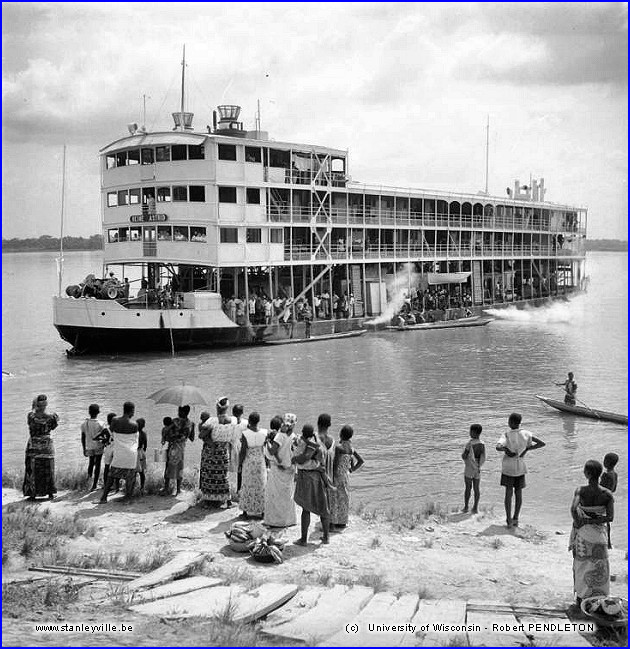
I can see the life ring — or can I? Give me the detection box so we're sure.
[107,286,118,299]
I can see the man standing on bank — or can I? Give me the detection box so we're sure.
[556,371,578,405]
[496,412,545,528]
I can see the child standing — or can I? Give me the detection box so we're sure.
[600,452,619,492]
[97,412,119,495]
[462,423,486,514]
[81,404,105,491]
[136,418,148,494]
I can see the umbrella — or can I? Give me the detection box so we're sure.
[147,384,210,407]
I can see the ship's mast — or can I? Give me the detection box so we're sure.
[484,114,489,195]
[179,45,186,132]
[57,145,66,297]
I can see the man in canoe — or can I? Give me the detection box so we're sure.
[556,371,578,405]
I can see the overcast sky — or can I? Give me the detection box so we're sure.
[2,2,627,240]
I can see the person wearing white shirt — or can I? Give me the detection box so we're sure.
[496,412,545,528]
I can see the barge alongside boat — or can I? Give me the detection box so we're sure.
[53,59,587,354]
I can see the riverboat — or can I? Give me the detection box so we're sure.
[53,56,587,354]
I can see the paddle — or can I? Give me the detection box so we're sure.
[553,384,601,419]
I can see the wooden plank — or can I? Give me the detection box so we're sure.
[126,551,205,591]
[127,576,222,605]
[407,599,467,646]
[324,592,419,647]
[466,607,529,646]
[518,614,593,647]
[232,583,299,624]
[262,585,374,644]
[264,587,327,628]
[130,582,297,623]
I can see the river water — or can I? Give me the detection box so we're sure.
[2,250,627,543]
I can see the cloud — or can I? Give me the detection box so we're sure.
[456,2,628,86]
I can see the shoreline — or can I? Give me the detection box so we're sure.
[3,485,627,646]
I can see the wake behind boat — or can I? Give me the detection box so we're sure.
[535,395,628,426]
[264,330,366,345]
[385,315,492,331]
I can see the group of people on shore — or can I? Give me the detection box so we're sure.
[459,406,618,610]
[21,389,619,602]
[22,394,364,545]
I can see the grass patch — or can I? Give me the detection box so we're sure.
[490,538,503,550]
[46,543,173,573]
[2,504,96,562]
[3,578,81,618]
[351,501,448,532]
[370,536,382,549]
[196,563,262,590]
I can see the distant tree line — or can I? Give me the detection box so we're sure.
[2,234,103,252]
[584,239,628,252]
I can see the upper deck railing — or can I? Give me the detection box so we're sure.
[267,206,585,235]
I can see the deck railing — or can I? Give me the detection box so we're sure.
[267,206,581,234]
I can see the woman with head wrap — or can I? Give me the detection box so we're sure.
[198,397,233,507]
[23,395,59,500]
[263,413,298,528]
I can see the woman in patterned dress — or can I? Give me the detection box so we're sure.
[264,414,297,527]
[238,412,268,518]
[199,397,233,507]
[329,425,364,530]
[23,394,59,500]
[569,460,614,606]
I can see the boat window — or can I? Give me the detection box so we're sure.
[191,227,207,242]
[218,186,237,203]
[171,144,187,161]
[129,227,141,241]
[189,185,205,202]
[141,148,154,165]
[116,151,127,167]
[142,188,155,204]
[118,227,129,242]
[269,148,290,168]
[188,144,204,160]
[220,227,238,243]
[156,146,170,162]
[173,226,189,241]
[117,190,128,206]
[143,226,156,242]
[269,228,283,243]
[127,149,140,165]
[157,187,171,202]
[129,188,141,205]
[246,228,262,243]
[157,226,172,241]
[108,229,119,243]
[106,154,116,169]
[245,146,261,163]
[173,186,188,202]
[246,188,260,204]
[107,192,118,207]
[331,157,345,173]
[218,144,237,161]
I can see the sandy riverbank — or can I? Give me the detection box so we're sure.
[2,487,627,645]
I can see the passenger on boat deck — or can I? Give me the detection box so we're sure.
[556,372,578,406]
[227,296,237,322]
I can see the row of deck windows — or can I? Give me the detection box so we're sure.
[107,226,207,243]
[106,226,284,245]
[107,185,206,207]
[106,145,205,168]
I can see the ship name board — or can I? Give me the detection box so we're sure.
[130,214,168,223]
